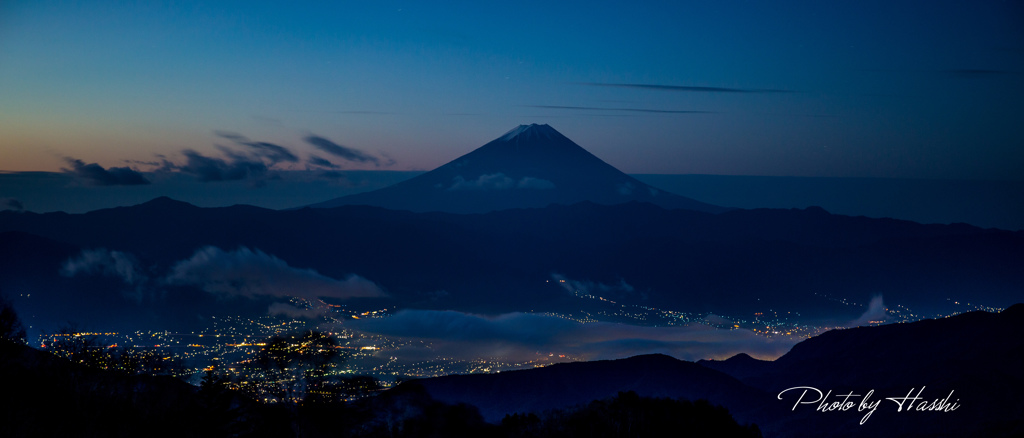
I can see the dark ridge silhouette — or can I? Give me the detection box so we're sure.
[499,390,763,438]
[709,305,1024,437]
[310,124,729,213]
[411,353,773,424]
[1,199,1021,324]
[0,340,292,437]
[747,304,1024,391]
[698,352,772,381]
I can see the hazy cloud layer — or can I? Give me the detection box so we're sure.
[517,176,556,189]
[164,246,386,301]
[305,135,381,166]
[580,82,794,93]
[62,158,150,186]
[448,173,555,191]
[351,309,796,362]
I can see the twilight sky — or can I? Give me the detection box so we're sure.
[2,1,1023,180]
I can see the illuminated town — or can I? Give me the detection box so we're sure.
[35,281,1003,404]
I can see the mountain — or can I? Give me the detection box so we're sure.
[310,124,728,214]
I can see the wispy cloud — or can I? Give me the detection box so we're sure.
[306,155,340,170]
[293,110,395,115]
[941,69,1020,78]
[580,82,794,93]
[61,158,150,186]
[328,110,394,115]
[305,135,383,166]
[525,105,712,114]
[214,131,299,165]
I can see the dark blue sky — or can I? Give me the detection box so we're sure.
[1,1,1022,179]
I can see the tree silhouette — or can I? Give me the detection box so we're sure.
[40,324,184,376]
[500,391,762,438]
[42,324,103,367]
[237,330,345,403]
[0,292,26,344]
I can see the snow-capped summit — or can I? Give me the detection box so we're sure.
[310,124,727,214]
[498,123,562,142]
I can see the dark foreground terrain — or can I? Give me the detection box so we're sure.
[3,305,1022,437]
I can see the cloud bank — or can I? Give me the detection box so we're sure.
[61,248,144,285]
[62,158,150,186]
[171,149,270,182]
[60,245,384,313]
[60,248,149,302]
[164,246,386,301]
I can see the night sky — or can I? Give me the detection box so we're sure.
[3,1,1022,180]
[2,2,1024,400]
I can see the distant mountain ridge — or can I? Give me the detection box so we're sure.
[2,197,1021,331]
[310,124,728,213]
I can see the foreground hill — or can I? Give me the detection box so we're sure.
[0,340,292,437]
[0,337,759,438]
[700,303,1024,437]
[410,305,1024,437]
